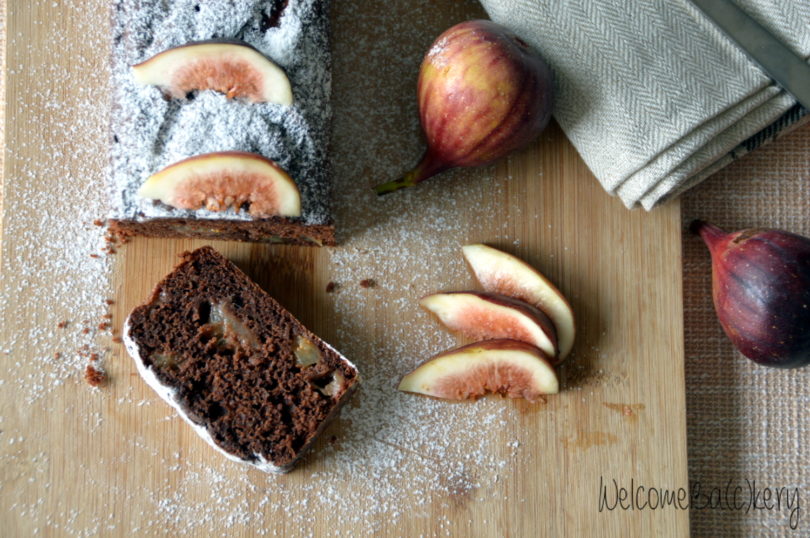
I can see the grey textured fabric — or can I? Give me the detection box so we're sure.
[478,0,810,209]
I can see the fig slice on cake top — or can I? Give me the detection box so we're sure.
[138,151,301,218]
[398,339,558,402]
[420,291,558,360]
[462,244,575,360]
[132,41,293,105]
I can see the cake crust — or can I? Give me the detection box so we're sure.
[108,217,335,246]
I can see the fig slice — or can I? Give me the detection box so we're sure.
[138,151,301,217]
[462,244,576,361]
[398,339,558,401]
[419,291,558,360]
[132,41,293,105]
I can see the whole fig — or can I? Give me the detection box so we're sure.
[692,220,810,368]
[374,20,553,195]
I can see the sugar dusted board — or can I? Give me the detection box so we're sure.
[0,0,689,536]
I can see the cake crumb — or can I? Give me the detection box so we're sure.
[53,352,61,360]
[82,328,91,335]
[98,322,110,331]
[359,279,376,289]
[112,336,123,344]
[57,321,68,329]
[93,219,104,227]
[84,365,107,387]
[325,281,337,293]
[105,299,115,305]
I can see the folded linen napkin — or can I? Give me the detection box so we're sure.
[478,0,810,209]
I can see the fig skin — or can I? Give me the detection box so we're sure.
[692,220,810,368]
[374,20,553,195]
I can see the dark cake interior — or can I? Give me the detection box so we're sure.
[126,246,357,469]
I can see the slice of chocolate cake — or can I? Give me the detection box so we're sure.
[123,246,358,473]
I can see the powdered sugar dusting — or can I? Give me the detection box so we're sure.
[1,0,544,535]
[1,1,113,405]
[318,1,530,525]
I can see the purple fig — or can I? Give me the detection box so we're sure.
[374,20,553,195]
[692,220,810,368]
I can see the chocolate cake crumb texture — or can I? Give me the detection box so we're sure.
[1,0,560,534]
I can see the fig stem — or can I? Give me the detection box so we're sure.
[373,169,422,196]
[690,220,727,250]
[373,151,449,196]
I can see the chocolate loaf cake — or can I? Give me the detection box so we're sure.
[109,0,335,245]
[123,246,358,473]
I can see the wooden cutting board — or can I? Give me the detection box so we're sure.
[0,0,689,536]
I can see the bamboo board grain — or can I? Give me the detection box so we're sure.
[1,0,689,536]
